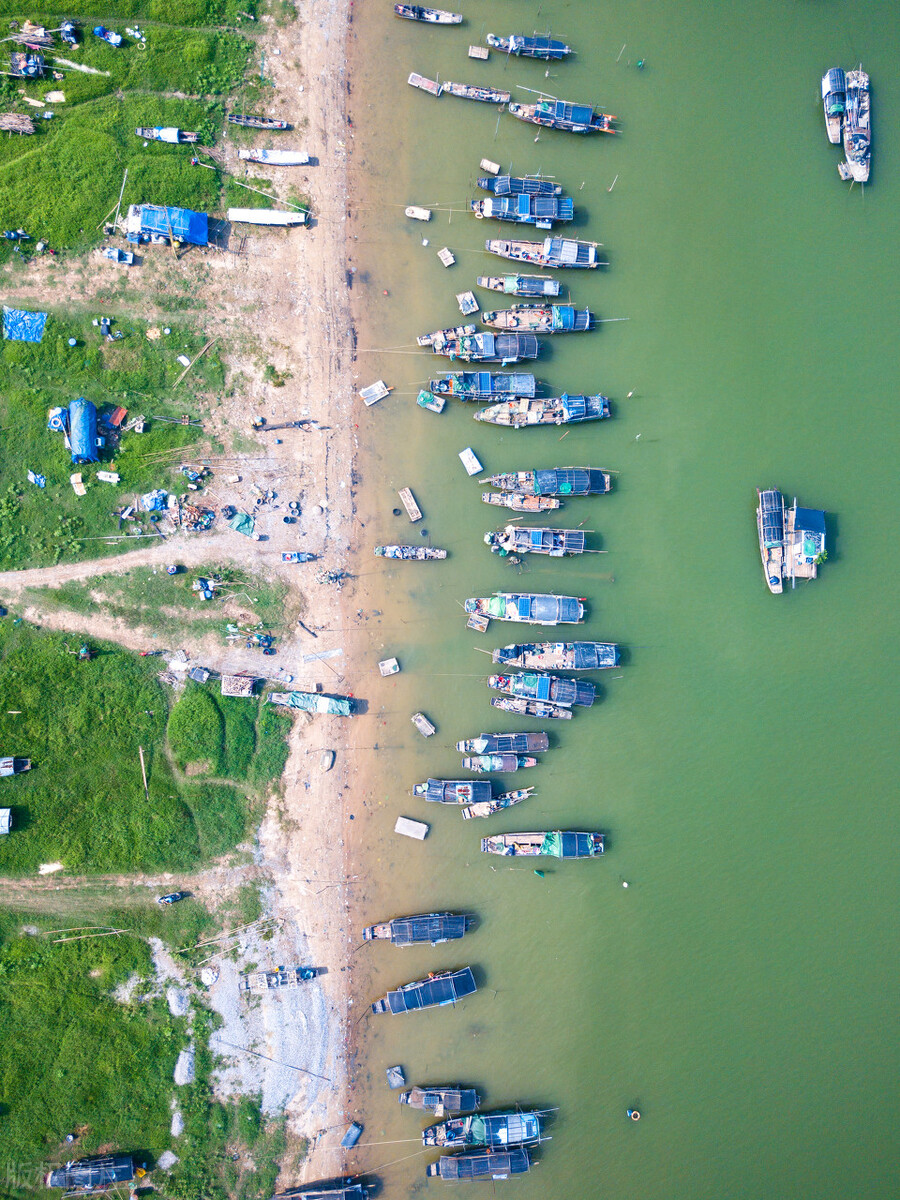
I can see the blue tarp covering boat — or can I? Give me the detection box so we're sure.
[486,33,572,60]
[478,175,562,196]
[371,967,477,1014]
[126,204,208,245]
[472,193,574,226]
[67,397,99,464]
[2,306,47,342]
[429,371,536,399]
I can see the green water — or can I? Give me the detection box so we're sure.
[344,2,899,1197]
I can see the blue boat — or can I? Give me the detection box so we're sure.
[428,371,537,400]
[464,593,585,626]
[482,303,592,332]
[488,670,596,707]
[423,1109,545,1147]
[486,33,572,60]
[371,967,477,1014]
[419,328,539,363]
[471,193,574,227]
[485,467,611,495]
[474,393,610,427]
[508,97,616,134]
[486,235,601,268]
[477,174,563,196]
[476,274,561,297]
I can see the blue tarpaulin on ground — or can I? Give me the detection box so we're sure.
[136,205,208,245]
[2,306,48,342]
[68,397,99,464]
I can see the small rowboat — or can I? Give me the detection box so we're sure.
[136,126,198,143]
[238,148,310,166]
[394,4,463,23]
[482,491,562,512]
[405,205,432,221]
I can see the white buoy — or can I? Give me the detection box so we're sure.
[622,881,629,888]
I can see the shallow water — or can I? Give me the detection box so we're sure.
[344,2,899,1197]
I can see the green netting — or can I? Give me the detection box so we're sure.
[540,831,563,857]
[488,596,506,616]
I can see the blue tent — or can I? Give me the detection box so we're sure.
[133,205,208,246]
[2,306,48,342]
[68,397,99,464]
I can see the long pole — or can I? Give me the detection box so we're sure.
[112,167,128,233]
[138,746,149,801]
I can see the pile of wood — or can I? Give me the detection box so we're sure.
[16,21,54,46]
[0,113,35,135]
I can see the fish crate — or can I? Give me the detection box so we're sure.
[480,157,500,176]
[468,45,489,59]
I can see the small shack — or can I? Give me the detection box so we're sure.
[124,204,209,246]
[67,397,100,464]
[221,674,256,698]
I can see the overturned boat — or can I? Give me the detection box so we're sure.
[444,80,510,104]
[421,328,540,363]
[491,696,572,720]
[465,592,584,626]
[492,641,620,670]
[429,370,536,400]
[363,912,474,945]
[486,235,600,269]
[372,967,477,1014]
[471,194,573,227]
[486,466,611,496]
[474,393,610,427]
[478,174,562,196]
[414,778,493,805]
[821,67,846,144]
[481,830,604,858]
[400,1086,481,1113]
[427,1149,531,1180]
[482,491,561,513]
[136,126,198,143]
[486,525,587,557]
[423,1109,544,1148]
[456,732,548,754]
[477,273,560,297]
[486,33,572,60]
[238,147,311,166]
[462,786,534,820]
[508,97,616,134]
[838,68,870,182]
[227,113,290,130]
[489,671,596,708]
[461,754,538,773]
[393,3,462,22]
[375,544,447,560]
[482,303,592,333]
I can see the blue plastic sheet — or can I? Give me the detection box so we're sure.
[2,306,48,342]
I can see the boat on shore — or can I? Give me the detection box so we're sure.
[756,488,827,593]
[420,328,540,363]
[474,393,610,427]
[429,371,536,400]
[485,467,611,496]
[492,641,620,670]
[461,786,534,819]
[426,1149,531,1180]
[478,174,562,196]
[489,671,596,708]
[838,68,870,181]
[486,33,573,60]
[477,273,561,297]
[371,967,477,1014]
[394,3,462,23]
[444,80,511,104]
[485,525,587,557]
[238,147,310,166]
[462,753,538,773]
[227,113,290,130]
[400,1086,481,1113]
[491,696,572,719]
[465,592,584,626]
[414,778,493,804]
[481,830,604,858]
[375,544,447,560]
[482,303,592,332]
[227,208,308,226]
[483,491,561,513]
[486,236,600,269]
[508,97,616,134]
[363,912,473,945]
[471,193,574,227]
[821,67,846,143]
[455,732,549,754]
[423,1109,544,1148]
[136,126,198,143]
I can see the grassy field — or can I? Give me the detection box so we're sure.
[0,621,290,875]
[168,680,291,786]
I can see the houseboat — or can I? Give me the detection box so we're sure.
[508,97,616,133]
[756,489,827,593]
[429,371,536,400]
[478,174,562,196]
[481,830,604,857]
[492,641,619,670]
[371,967,477,1014]
[485,525,587,557]
[821,67,846,143]
[461,754,538,773]
[363,913,473,945]
[474,393,610,427]
[486,235,600,268]
[414,778,493,805]
[481,303,592,332]
[422,1110,544,1148]
[488,671,595,708]
[422,329,540,363]
[491,696,572,720]
[464,593,585,626]
[471,193,574,227]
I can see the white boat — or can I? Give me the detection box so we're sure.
[838,68,870,182]
[238,148,310,166]
[405,205,432,221]
[227,208,308,226]
[459,447,483,476]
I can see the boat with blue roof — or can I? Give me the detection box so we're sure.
[477,274,560,297]
[478,175,563,196]
[423,1109,545,1148]
[419,328,540,363]
[474,393,610,427]
[486,236,600,269]
[481,830,605,857]
[429,371,536,400]
[756,489,826,593]
[485,525,587,557]
[371,967,477,1014]
[488,670,595,708]
[482,303,592,332]
[492,641,619,670]
[485,466,611,496]
[464,593,585,626]
[508,96,616,134]
[427,1149,531,1180]
[486,33,572,60]
[471,193,574,227]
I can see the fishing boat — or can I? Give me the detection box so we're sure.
[228,114,290,130]
[426,1149,531,1180]
[393,3,462,23]
[238,147,310,166]
[420,329,540,363]
[429,371,536,400]
[471,193,573,228]
[508,97,616,134]
[756,488,785,595]
[477,274,560,298]
[461,754,538,773]
[756,489,826,593]
[485,525,587,557]
[374,545,447,560]
[135,126,198,143]
[838,68,870,182]
[363,912,474,945]
[481,830,604,858]
[478,175,562,196]
[465,592,585,626]
[400,1086,481,1113]
[492,641,620,670]
[486,236,600,269]
[489,671,595,708]
[482,303,592,332]
[408,72,443,96]
[462,786,534,820]
[487,33,573,60]
[821,67,846,144]
[413,778,493,805]
[423,1110,544,1148]
[474,393,610,427]
[491,696,572,719]
[456,732,549,754]
[485,466,611,497]
[371,967,477,1014]
[443,81,511,104]
[275,1186,369,1200]
[483,491,561,512]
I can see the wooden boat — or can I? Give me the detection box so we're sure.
[485,525,587,557]
[408,71,443,96]
[455,732,548,754]
[482,303,592,332]
[375,544,447,559]
[508,97,616,134]
[461,754,538,773]
[405,205,432,221]
[429,371,536,400]
[427,1149,531,1180]
[492,641,620,670]
[273,1185,369,1200]
[838,68,870,182]
[399,1086,481,1113]
[239,966,318,992]
[423,1109,544,1148]
[471,193,573,227]
[481,830,604,858]
[371,967,477,1014]
[474,393,610,427]
[487,33,573,60]
[489,671,596,708]
[420,329,540,363]
[135,126,198,143]
[756,490,826,593]
[413,778,493,804]
[483,491,561,512]
[486,235,600,269]
[363,912,473,945]
[228,113,290,130]
[485,467,611,496]
[461,786,534,819]
[465,592,584,626]
[478,174,562,196]
[238,147,310,166]
[394,4,462,24]
[477,273,561,297]
[756,488,785,595]
[821,67,846,144]
[443,81,510,104]
[227,208,308,226]
[412,712,436,737]
[491,696,572,719]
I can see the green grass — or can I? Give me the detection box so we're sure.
[0,1,260,25]
[168,681,291,786]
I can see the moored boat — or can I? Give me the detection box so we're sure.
[492,641,620,670]
[371,967,477,1014]
[491,696,572,719]
[486,33,573,60]
[478,174,562,196]
[426,1148,531,1180]
[486,236,600,269]
[375,544,448,560]
[477,273,560,297]
[394,3,462,23]
[488,671,596,708]
[461,786,534,819]
[756,488,785,595]
[414,778,493,805]
[422,1109,544,1148]
[508,97,616,134]
[464,592,584,626]
[482,491,562,512]
[135,126,198,143]
[481,830,604,858]
[485,466,611,496]
[363,912,473,944]
[821,67,846,144]
[238,147,310,166]
[461,754,538,773]
[429,371,536,399]
[474,393,610,427]
[421,329,540,363]
[400,1086,481,1113]
[471,193,574,227]
[408,71,443,96]
[756,489,827,593]
[838,68,870,181]
[443,81,511,104]
[485,525,587,557]
[228,113,290,130]
[455,732,549,754]
[482,303,592,332]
